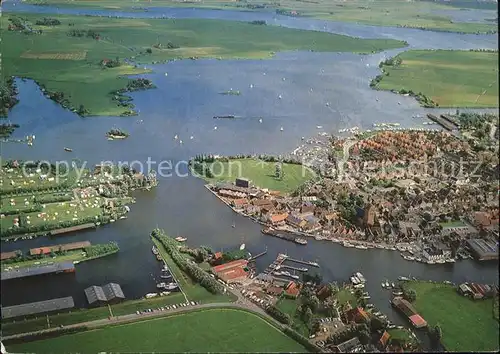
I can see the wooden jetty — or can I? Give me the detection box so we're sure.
[281,264,308,272]
[264,253,287,274]
[287,257,320,268]
[440,114,461,129]
[249,248,268,261]
[427,114,456,131]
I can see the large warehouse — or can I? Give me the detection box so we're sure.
[1,297,75,320]
[84,283,125,307]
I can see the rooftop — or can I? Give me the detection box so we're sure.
[1,296,75,319]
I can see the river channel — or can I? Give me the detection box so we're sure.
[1,1,498,331]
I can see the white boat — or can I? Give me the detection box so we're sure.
[145,293,158,299]
[325,103,330,107]
[354,283,365,289]
[356,272,366,283]
[381,282,386,288]
[165,72,168,76]
[214,126,217,130]
[398,276,409,281]
[259,118,263,123]
[446,258,456,263]
[250,84,254,88]
[427,260,435,264]
[190,136,194,140]
[278,94,282,99]
[174,135,178,140]
[385,281,390,288]
[280,127,284,131]
[393,291,403,296]
[316,125,323,129]
[391,283,395,288]
[351,276,359,285]
[239,243,245,250]
[175,237,187,242]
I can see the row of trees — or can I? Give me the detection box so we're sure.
[0,77,20,118]
[0,124,21,138]
[191,161,214,178]
[84,241,120,258]
[151,229,224,294]
[35,18,61,26]
[34,194,72,204]
[265,305,291,325]
[0,214,103,238]
[67,29,100,39]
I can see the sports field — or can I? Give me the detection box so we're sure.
[376,50,499,108]
[200,158,316,193]
[26,0,498,33]
[403,281,499,352]
[8,309,307,353]
[1,13,405,117]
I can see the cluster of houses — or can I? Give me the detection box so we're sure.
[458,282,498,300]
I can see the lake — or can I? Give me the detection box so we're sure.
[1,1,498,333]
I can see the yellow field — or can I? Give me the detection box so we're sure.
[21,51,88,60]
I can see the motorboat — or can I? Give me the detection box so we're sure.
[393,291,403,296]
[280,127,284,131]
[294,238,308,245]
[356,272,366,283]
[353,283,364,289]
[175,237,187,242]
[64,147,72,152]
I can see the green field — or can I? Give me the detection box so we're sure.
[376,50,499,108]
[403,281,499,352]
[275,298,309,336]
[1,13,405,117]
[27,0,498,33]
[8,308,307,353]
[200,158,315,193]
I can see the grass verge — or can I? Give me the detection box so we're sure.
[7,308,307,352]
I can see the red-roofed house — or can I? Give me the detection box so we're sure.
[231,198,248,209]
[345,307,370,323]
[212,259,248,273]
[378,331,391,349]
[268,213,289,225]
[409,314,427,328]
[285,281,300,298]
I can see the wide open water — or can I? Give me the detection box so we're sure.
[1,1,498,332]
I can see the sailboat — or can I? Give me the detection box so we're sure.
[240,243,245,251]
[232,222,235,228]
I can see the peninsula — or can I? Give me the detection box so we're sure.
[371,50,499,108]
[0,160,158,240]
[197,113,499,265]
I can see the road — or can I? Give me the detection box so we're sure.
[2,290,283,342]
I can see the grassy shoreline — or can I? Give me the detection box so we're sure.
[191,157,316,194]
[25,0,498,34]
[402,281,499,352]
[372,50,499,108]
[1,13,406,117]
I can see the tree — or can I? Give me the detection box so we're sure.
[403,288,417,302]
[311,319,321,334]
[303,307,313,324]
[369,316,387,332]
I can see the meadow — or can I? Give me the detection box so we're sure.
[201,158,316,193]
[1,13,406,117]
[8,308,307,353]
[376,50,499,108]
[27,0,498,33]
[403,281,499,352]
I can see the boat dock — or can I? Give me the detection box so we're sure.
[264,253,287,274]
[249,248,267,261]
[427,114,456,131]
[287,257,320,268]
[281,264,308,272]
[440,114,461,129]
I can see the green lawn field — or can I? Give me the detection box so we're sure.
[376,50,499,108]
[26,0,498,33]
[201,158,315,193]
[7,308,307,353]
[403,281,499,352]
[1,13,405,117]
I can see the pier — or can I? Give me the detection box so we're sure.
[280,264,308,272]
[249,248,268,261]
[264,253,287,274]
[287,257,320,267]
[427,114,456,131]
[440,114,460,129]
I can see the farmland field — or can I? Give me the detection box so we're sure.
[402,281,499,352]
[8,308,307,353]
[200,158,316,194]
[375,50,499,108]
[25,0,498,33]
